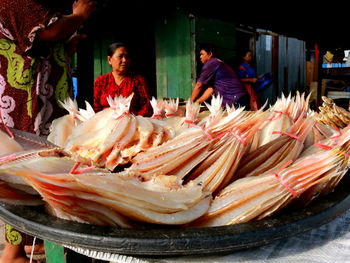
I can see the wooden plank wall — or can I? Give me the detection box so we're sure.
[155,11,237,100]
[93,38,111,82]
[155,11,193,100]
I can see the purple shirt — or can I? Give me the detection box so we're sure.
[197,57,247,106]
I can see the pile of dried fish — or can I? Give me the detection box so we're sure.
[235,115,314,179]
[48,97,95,147]
[316,96,350,128]
[0,92,349,229]
[192,124,350,227]
[250,92,310,151]
[64,95,173,170]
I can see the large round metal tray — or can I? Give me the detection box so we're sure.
[0,172,349,256]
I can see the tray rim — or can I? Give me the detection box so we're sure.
[1,128,350,256]
[0,174,349,256]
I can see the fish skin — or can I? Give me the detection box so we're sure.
[0,129,24,155]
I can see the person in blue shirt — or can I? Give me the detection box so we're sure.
[238,49,259,110]
[190,44,249,109]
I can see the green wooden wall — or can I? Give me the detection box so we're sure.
[155,11,195,100]
[93,39,112,81]
[155,10,237,100]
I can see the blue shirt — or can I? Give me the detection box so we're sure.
[197,57,247,107]
[239,62,257,79]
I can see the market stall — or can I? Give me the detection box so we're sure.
[1,94,350,262]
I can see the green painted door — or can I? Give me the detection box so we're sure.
[155,11,195,100]
[155,10,237,100]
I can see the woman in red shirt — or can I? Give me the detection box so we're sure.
[93,42,152,116]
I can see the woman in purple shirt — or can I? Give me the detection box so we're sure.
[190,44,250,109]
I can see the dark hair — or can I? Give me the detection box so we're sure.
[198,43,217,56]
[240,49,252,58]
[107,42,128,56]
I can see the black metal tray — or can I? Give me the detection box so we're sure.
[0,172,349,256]
[1,127,349,256]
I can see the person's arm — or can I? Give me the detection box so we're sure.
[196,87,214,104]
[240,77,258,84]
[190,82,204,102]
[37,0,96,42]
[191,59,218,102]
[134,76,152,117]
[238,64,257,84]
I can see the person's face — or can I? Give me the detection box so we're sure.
[200,49,212,64]
[108,46,130,75]
[243,51,253,63]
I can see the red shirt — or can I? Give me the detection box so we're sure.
[93,72,152,116]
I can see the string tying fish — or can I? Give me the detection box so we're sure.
[184,121,213,140]
[230,130,247,145]
[314,142,333,150]
[184,119,199,125]
[0,154,17,162]
[272,131,301,141]
[217,129,247,145]
[270,160,298,197]
[69,162,96,174]
[267,111,290,121]
[151,114,162,119]
[115,112,128,120]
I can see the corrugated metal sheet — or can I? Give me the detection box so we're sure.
[287,38,306,95]
[278,36,288,96]
[257,33,306,105]
[256,34,273,105]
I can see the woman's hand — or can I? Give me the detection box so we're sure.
[72,0,97,22]
[37,0,97,42]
